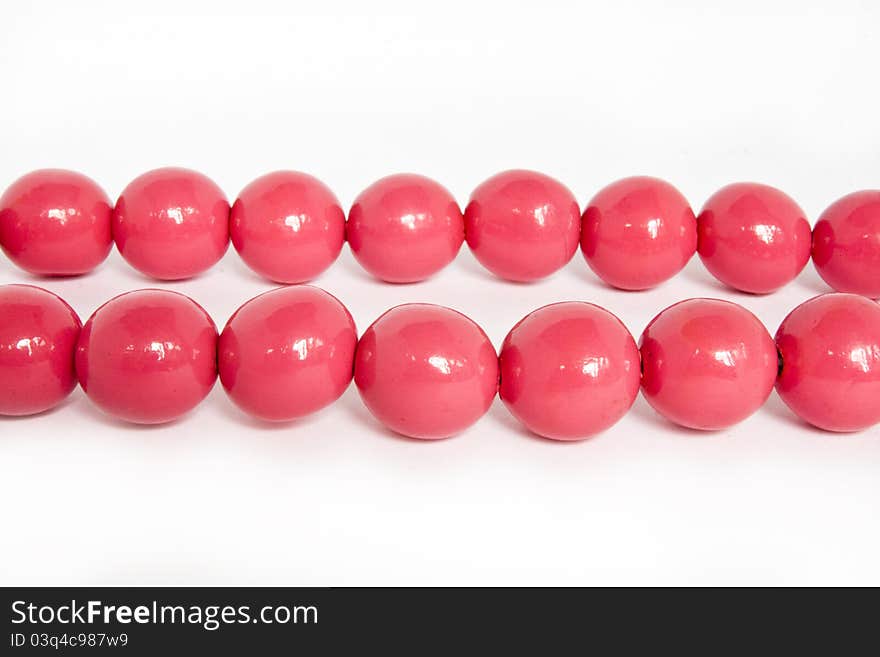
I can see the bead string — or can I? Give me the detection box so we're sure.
[1,283,877,437]
[1,168,877,295]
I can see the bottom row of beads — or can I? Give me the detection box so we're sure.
[2,283,878,438]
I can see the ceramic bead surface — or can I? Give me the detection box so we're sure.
[581,176,696,290]
[499,302,640,440]
[464,170,580,282]
[354,304,498,439]
[230,171,345,284]
[113,167,229,280]
[0,169,112,275]
[0,285,81,416]
[775,293,880,432]
[76,289,218,424]
[219,286,357,422]
[697,182,811,293]
[812,191,880,298]
[639,298,777,430]
[347,174,464,283]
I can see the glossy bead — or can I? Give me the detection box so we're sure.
[230,171,345,284]
[0,285,81,416]
[639,298,776,430]
[581,176,696,290]
[76,289,217,424]
[499,302,640,440]
[775,293,880,431]
[812,191,880,298]
[697,183,811,293]
[354,304,498,439]
[464,170,580,282]
[347,174,464,283]
[219,286,357,422]
[113,168,229,280]
[0,169,112,276]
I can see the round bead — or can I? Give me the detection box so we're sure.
[581,176,696,290]
[697,183,811,294]
[464,170,580,282]
[230,171,345,284]
[347,174,464,283]
[0,169,112,276]
[499,302,640,440]
[219,286,357,422]
[0,285,81,416]
[113,168,229,280]
[76,289,218,424]
[775,293,880,432]
[639,298,777,430]
[812,191,880,298]
[354,304,498,439]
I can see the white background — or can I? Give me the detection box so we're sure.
[1,0,879,586]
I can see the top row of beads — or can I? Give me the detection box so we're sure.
[0,168,877,296]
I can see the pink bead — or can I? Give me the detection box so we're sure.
[354,304,498,439]
[76,289,217,424]
[499,302,640,440]
[219,286,357,422]
[347,174,464,283]
[230,171,345,284]
[0,285,81,416]
[113,168,229,280]
[775,293,880,432]
[640,298,777,430]
[812,191,880,298]
[0,169,112,276]
[697,183,811,294]
[464,170,580,282]
[581,176,696,290]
